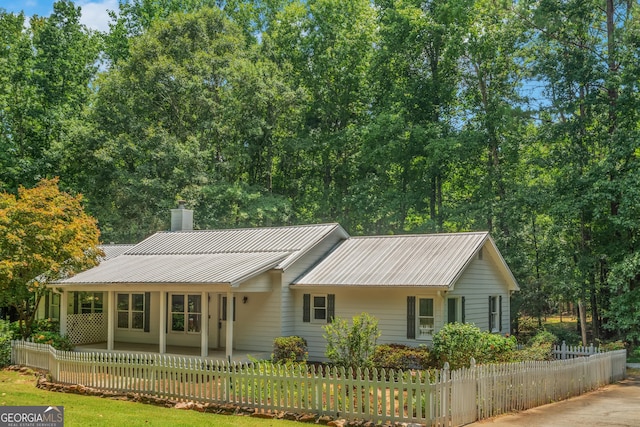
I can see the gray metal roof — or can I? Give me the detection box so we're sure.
[60,252,289,286]
[98,244,136,261]
[58,223,345,285]
[292,232,490,287]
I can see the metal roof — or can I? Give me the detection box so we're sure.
[58,224,345,285]
[60,252,289,286]
[98,244,136,261]
[292,232,490,287]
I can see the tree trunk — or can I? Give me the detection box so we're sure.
[578,299,588,346]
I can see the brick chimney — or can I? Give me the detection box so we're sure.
[170,200,193,232]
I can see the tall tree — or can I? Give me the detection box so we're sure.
[0,2,100,192]
[0,178,102,338]
[81,7,296,241]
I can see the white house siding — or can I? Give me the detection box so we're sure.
[293,287,446,362]
[280,230,346,339]
[233,289,281,351]
[447,254,512,333]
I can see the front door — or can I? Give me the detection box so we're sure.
[218,295,235,350]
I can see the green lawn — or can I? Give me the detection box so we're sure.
[0,369,295,427]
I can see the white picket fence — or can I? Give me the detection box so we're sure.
[11,340,627,426]
[552,341,600,359]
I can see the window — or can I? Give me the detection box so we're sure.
[313,295,326,322]
[49,293,60,320]
[303,294,335,323]
[79,292,103,314]
[418,298,434,338]
[489,296,499,332]
[117,293,145,330]
[171,294,201,333]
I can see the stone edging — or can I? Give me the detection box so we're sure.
[7,366,425,427]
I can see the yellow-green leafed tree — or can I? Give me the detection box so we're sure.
[0,178,102,338]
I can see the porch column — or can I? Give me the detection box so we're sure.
[225,290,234,361]
[159,291,166,354]
[107,291,114,350]
[59,290,68,336]
[200,292,209,358]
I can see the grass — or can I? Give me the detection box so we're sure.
[0,369,295,427]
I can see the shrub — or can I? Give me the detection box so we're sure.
[432,322,483,369]
[513,330,557,361]
[529,330,558,346]
[432,323,517,369]
[0,320,11,367]
[599,340,626,352]
[323,312,380,370]
[515,316,543,345]
[31,331,74,351]
[372,344,431,371]
[272,336,308,364]
[478,333,517,364]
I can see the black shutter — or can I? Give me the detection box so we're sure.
[327,294,335,323]
[144,292,151,332]
[488,296,493,331]
[73,292,79,315]
[303,294,310,323]
[407,296,416,339]
[44,294,50,318]
[461,296,466,323]
[165,293,169,333]
[233,297,236,321]
[499,295,503,332]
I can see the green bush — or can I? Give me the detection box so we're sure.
[432,322,517,369]
[31,331,74,351]
[478,333,517,364]
[0,320,11,367]
[513,330,557,361]
[272,336,308,364]
[432,323,483,369]
[529,330,558,346]
[599,340,626,352]
[371,344,431,371]
[515,316,543,345]
[323,312,380,370]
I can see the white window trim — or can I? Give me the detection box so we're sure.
[311,294,327,324]
[49,293,60,321]
[80,292,104,314]
[116,292,145,331]
[417,297,435,340]
[170,293,202,334]
[490,295,499,333]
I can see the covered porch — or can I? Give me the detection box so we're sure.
[55,286,260,360]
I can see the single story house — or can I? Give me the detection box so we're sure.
[44,203,519,361]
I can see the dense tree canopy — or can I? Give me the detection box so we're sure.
[1,0,639,345]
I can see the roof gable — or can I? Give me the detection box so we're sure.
[293,232,519,290]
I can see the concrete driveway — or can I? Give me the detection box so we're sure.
[467,370,640,427]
